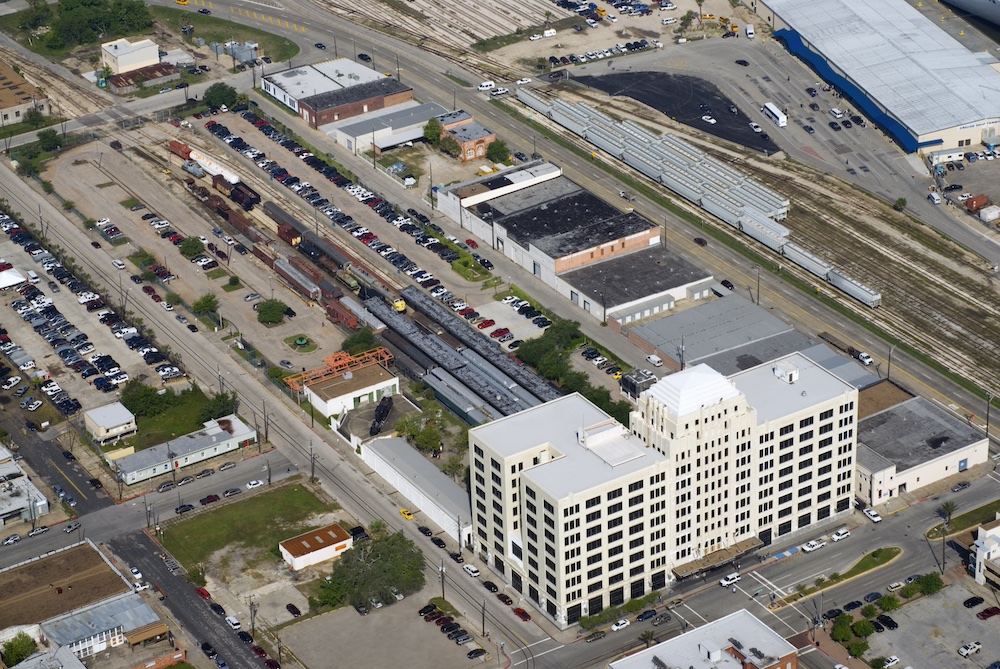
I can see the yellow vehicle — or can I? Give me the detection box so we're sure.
[596,6,607,16]
[399,509,414,521]
[176,0,189,5]
[391,297,406,313]
[701,13,716,19]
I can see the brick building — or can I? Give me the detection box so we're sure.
[435,110,496,162]
[297,78,412,129]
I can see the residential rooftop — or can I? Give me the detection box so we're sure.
[478,177,653,258]
[84,401,135,428]
[730,351,856,423]
[561,246,710,307]
[858,396,985,471]
[471,394,665,500]
[113,414,256,474]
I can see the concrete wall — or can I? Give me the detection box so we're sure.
[304,377,397,422]
[553,229,657,273]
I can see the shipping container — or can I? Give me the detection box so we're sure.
[980,205,1000,224]
[278,224,302,247]
[213,174,235,196]
[167,140,191,160]
[274,258,320,301]
[252,243,277,268]
[967,195,990,213]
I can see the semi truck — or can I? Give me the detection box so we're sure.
[818,331,873,365]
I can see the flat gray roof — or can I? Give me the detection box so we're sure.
[43,592,159,646]
[336,102,448,137]
[483,177,653,258]
[299,78,411,113]
[115,415,255,475]
[472,394,664,500]
[858,396,986,471]
[731,352,855,423]
[366,438,471,520]
[610,609,796,669]
[448,120,493,143]
[630,293,793,364]
[84,401,134,428]
[264,58,385,100]
[696,330,815,376]
[561,246,711,308]
[764,0,1000,136]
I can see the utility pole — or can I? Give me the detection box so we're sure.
[440,559,446,600]
[247,596,259,637]
[310,442,317,482]
[481,599,487,635]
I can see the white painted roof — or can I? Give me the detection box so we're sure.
[767,0,1000,136]
[644,364,740,417]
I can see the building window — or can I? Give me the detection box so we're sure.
[533,262,541,276]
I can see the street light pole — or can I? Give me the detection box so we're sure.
[887,345,896,382]
[987,392,994,446]
[755,265,761,305]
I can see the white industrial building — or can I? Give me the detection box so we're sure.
[84,402,137,446]
[304,364,398,425]
[609,609,798,669]
[755,0,1000,153]
[329,101,448,153]
[112,415,257,485]
[279,523,353,571]
[100,39,159,75]
[0,444,49,523]
[362,437,472,546]
[855,396,988,506]
[468,351,858,628]
[261,58,388,113]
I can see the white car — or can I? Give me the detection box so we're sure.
[749,122,763,133]
[661,1,676,8]
[129,567,143,580]
[702,115,717,124]
[883,658,899,668]
[831,528,851,542]
[863,508,882,523]
[516,78,532,85]
[719,573,741,587]
[133,581,151,592]
[529,34,542,41]
[223,236,235,246]
[198,236,208,244]
[246,479,264,490]
[661,17,676,24]
[611,619,630,631]
[959,642,982,657]
[802,540,826,553]
[2,376,21,390]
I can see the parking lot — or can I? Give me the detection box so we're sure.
[932,152,1000,233]
[865,582,1000,669]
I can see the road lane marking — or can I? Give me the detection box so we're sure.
[682,602,708,623]
[47,458,88,499]
[512,645,564,667]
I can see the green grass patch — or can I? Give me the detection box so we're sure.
[206,268,228,280]
[451,257,491,281]
[148,7,299,62]
[222,280,243,292]
[0,115,61,140]
[374,0,428,21]
[430,597,458,616]
[283,334,318,353]
[120,197,141,209]
[442,73,471,88]
[928,501,1000,539]
[161,482,330,568]
[783,547,900,604]
[124,386,212,450]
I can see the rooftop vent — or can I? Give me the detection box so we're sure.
[772,361,799,384]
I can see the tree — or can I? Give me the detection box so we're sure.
[423,118,442,147]
[830,620,852,643]
[639,630,655,648]
[414,425,441,453]
[37,129,61,151]
[23,107,45,129]
[368,519,388,539]
[179,236,204,258]
[940,500,958,526]
[679,9,697,30]
[861,603,879,619]
[440,135,461,158]
[916,572,943,596]
[204,83,238,109]
[394,412,422,442]
[256,298,287,324]
[2,631,38,666]
[165,291,182,305]
[318,532,426,607]
[847,640,869,658]
[892,197,906,211]
[99,64,114,81]
[442,454,464,479]
[121,380,172,417]
[486,139,509,163]
[342,328,377,355]
[878,594,900,612]
[227,276,241,288]
[192,293,219,314]
[851,620,876,637]
[870,658,888,669]
[198,390,237,422]
[695,0,705,25]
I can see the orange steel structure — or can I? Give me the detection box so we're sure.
[284,347,394,399]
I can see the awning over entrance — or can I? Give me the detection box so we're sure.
[125,621,169,645]
[672,536,763,579]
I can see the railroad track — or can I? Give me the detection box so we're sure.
[0,43,110,118]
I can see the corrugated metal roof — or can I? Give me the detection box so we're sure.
[766,0,1000,136]
[43,593,160,646]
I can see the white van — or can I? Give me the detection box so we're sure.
[645,354,664,367]
[463,564,481,577]
[745,24,755,39]
[720,573,741,587]
[928,192,942,205]
[829,108,845,119]
[478,81,496,91]
[225,616,241,630]
[543,28,556,38]
[26,271,39,284]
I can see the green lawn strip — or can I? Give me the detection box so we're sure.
[120,197,141,209]
[129,386,212,450]
[148,7,299,62]
[782,547,901,604]
[222,281,243,292]
[206,268,228,280]
[442,73,471,88]
[161,482,328,568]
[451,256,490,281]
[927,500,1000,539]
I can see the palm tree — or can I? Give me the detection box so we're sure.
[940,500,958,527]
[639,630,655,648]
[695,0,705,26]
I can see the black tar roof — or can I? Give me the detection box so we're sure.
[479,177,652,258]
[561,246,710,308]
[299,78,411,112]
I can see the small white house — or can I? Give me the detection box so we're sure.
[279,523,353,571]
[101,38,159,75]
[84,402,137,445]
[304,365,397,424]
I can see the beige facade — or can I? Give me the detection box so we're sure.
[101,39,159,75]
[0,62,49,126]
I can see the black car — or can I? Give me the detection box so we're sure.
[63,451,76,461]
[198,8,211,13]
[803,125,815,134]
[201,643,218,659]
[419,604,437,616]
[829,121,841,131]
[514,152,528,162]
[468,649,487,659]
[483,581,499,593]
[842,119,853,129]
[843,600,864,612]
[806,87,818,97]
[870,619,885,633]
[175,504,194,514]
[636,609,656,621]
[237,632,253,644]
[431,537,446,548]
[449,552,464,563]
[864,591,882,603]
[721,279,734,290]
[314,42,326,50]
[965,596,985,608]
[210,603,226,616]
[876,614,898,630]
[822,608,843,621]
[943,184,963,192]
[586,630,607,642]
[357,53,372,62]
[418,526,433,537]
[735,59,749,67]
[809,102,821,111]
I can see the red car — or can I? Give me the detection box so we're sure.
[458,307,474,316]
[478,319,495,329]
[195,587,212,600]
[513,608,531,621]
[978,607,1000,620]
[204,121,216,128]
[151,294,162,303]
[490,328,510,338]
[497,594,513,605]
[435,616,454,627]
[251,646,267,658]
[466,239,479,249]
[142,286,155,295]
[424,611,444,622]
